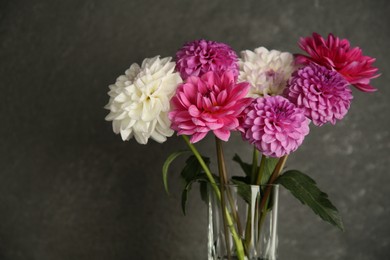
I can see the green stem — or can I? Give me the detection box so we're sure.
[244,147,259,250]
[215,138,232,259]
[257,155,288,238]
[215,138,243,235]
[255,154,267,186]
[182,135,245,260]
[250,147,259,184]
[181,135,220,199]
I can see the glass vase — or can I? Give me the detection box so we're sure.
[207,184,279,260]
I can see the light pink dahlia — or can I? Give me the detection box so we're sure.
[240,96,310,158]
[169,71,251,143]
[175,39,239,80]
[285,63,353,126]
[296,33,380,92]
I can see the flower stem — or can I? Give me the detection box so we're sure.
[255,154,267,186]
[257,155,288,238]
[244,146,259,250]
[215,138,232,259]
[181,135,220,199]
[215,138,243,233]
[250,147,259,184]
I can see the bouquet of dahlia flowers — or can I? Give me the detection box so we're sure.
[105,33,379,259]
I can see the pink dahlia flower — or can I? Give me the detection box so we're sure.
[240,96,309,158]
[285,63,353,126]
[295,33,380,92]
[169,71,251,143]
[175,39,239,80]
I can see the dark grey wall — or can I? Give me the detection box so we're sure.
[0,0,389,259]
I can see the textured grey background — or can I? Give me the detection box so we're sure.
[0,0,389,259]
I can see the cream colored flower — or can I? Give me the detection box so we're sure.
[105,56,182,144]
[239,47,295,97]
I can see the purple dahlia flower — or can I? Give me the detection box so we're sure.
[175,39,239,80]
[240,96,310,158]
[285,63,353,126]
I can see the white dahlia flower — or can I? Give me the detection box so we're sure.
[239,47,295,97]
[104,56,182,144]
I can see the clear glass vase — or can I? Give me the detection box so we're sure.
[207,184,279,260]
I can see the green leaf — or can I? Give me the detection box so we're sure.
[162,150,189,195]
[180,155,211,215]
[181,174,210,215]
[181,155,210,182]
[231,178,252,204]
[181,186,189,215]
[199,181,208,204]
[260,157,279,185]
[276,170,344,231]
[231,175,251,184]
[233,154,253,177]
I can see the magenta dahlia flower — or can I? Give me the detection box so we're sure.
[240,96,309,158]
[295,33,380,92]
[175,39,239,80]
[169,71,251,143]
[285,63,353,126]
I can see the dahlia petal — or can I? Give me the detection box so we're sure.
[275,133,287,142]
[114,92,128,103]
[178,92,191,107]
[150,131,167,143]
[190,132,208,143]
[192,117,206,126]
[354,83,377,92]
[120,128,132,141]
[178,129,196,135]
[202,97,213,110]
[222,117,239,129]
[217,90,228,104]
[262,134,276,143]
[188,105,201,117]
[133,131,148,145]
[179,122,197,130]
[183,83,198,102]
[172,111,191,122]
[214,128,231,141]
[200,113,218,122]
[206,121,224,130]
[222,70,235,84]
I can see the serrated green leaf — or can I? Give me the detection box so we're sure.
[261,157,279,185]
[276,170,344,231]
[162,151,189,195]
[233,154,253,177]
